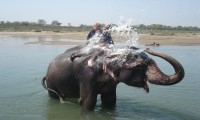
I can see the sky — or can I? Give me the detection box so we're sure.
[0,0,200,27]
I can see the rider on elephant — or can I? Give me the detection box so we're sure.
[71,24,115,64]
[87,23,114,46]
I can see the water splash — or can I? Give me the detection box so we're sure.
[83,17,144,66]
[86,28,115,54]
[86,17,140,51]
[109,17,139,47]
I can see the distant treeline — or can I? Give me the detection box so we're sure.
[136,24,200,31]
[135,24,200,35]
[0,20,92,32]
[0,20,200,34]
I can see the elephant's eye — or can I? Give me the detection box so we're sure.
[134,55,138,59]
[127,54,132,59]
[141,52,148,59]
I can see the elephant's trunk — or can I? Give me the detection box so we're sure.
[145,48,185,85]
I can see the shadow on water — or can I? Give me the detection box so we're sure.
[45,98,116,120]
[43,95,198,120]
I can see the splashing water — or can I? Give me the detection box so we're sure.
[84,17,144,66]
[87,17,140,51]
[109,17,139,47]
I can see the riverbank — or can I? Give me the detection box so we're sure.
[0,31,200,46]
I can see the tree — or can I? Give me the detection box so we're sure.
[51,20,61,26]
[138,24,145,29]
[79,24,84,28]
[0,21,4,25]
[21,21,29,26]
[38,19,46,26]
[176,26,183,30]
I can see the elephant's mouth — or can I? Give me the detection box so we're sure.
[132,70,149,93]
[121,69,150,93]
[128,77,149,93]
[143,81,149,93]
[131,80,149,93]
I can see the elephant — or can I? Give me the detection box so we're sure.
[42,45,185,111]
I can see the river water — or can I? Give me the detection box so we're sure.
[0,35,199,120]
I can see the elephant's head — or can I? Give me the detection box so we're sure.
[104,48,185,93]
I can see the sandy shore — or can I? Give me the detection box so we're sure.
[0,31,200,46]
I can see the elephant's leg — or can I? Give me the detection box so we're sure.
[82,92,97,111]
[78,71,98,111]
[79,86,97,111]
[101,91,116,108]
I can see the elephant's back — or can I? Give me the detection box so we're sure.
[49,45,84,68]
[46,49,73,78]
[50,45,85,70]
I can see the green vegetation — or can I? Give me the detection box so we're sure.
[0,20,200,35]
[136,24,200,35]
[0,20,92,32]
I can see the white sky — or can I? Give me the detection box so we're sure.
[0,0,200,27]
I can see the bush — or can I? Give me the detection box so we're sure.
[34,30,41,32]
[150,32,155,35]
[192,33,196,35]
[53,30,60,32]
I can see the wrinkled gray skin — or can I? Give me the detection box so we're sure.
[42,45,185,111]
